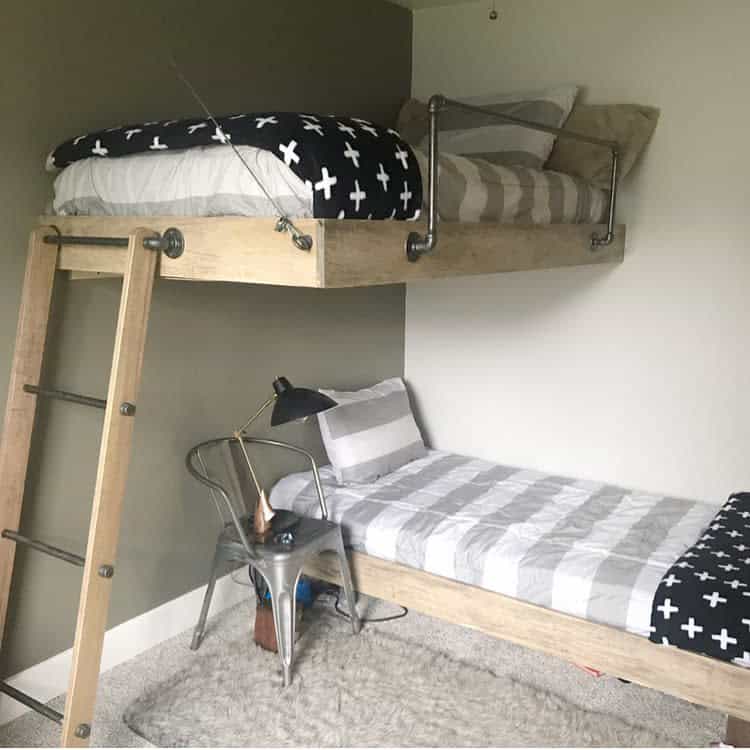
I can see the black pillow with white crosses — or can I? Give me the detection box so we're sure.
[48,113,422,221]
[650,492,750,666]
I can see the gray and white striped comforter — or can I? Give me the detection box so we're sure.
[413,150,608,224]
[270,450,717,637]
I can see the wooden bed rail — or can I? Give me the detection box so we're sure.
[41,215,625,288]
[306,550,750,730]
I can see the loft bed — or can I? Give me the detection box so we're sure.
[0,96,637,746]
[41,95,625,287]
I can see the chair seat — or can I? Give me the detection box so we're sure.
[218,515,339,562]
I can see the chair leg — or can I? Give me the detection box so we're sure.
[191,546,224,651]
[265,565,302,687]
[334,532,361,634]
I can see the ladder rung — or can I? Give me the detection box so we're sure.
[42,228,184,257]
[23,384,107,410]
[2,530,85,567]
[0,682,63,724]
[44,234,130,248]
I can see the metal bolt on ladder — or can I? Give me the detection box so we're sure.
[0,227,165,745]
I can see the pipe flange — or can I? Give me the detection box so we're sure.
[162,227,185,259]
[406,232,424,263]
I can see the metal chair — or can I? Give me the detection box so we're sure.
[186,436,360,686]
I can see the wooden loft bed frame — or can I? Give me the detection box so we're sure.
[46,214,625,287]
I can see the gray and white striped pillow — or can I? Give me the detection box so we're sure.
[416,85,579,169]
[317,378,427,484]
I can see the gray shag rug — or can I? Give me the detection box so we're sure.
[123,609,672,747]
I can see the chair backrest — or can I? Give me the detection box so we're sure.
[186,438,255,547]
[186,436,329,554]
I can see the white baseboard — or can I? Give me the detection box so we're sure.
[0,572,247,726]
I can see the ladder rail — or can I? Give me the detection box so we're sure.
[61,229,158,746]
[0,228,59,644]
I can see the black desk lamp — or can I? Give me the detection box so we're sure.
[233,377,336,538]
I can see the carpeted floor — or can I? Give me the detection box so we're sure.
[124,608,674,747]
[0,592,726,747]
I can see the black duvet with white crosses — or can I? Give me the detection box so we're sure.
[47,113,422,221]
[650,492,750,665]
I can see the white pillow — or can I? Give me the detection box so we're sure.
[317,377,427,484]
[418,85,579,169]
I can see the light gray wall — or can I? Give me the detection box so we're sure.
[407,0,749,502]
[0,0,412,676]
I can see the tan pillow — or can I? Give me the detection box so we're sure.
[397,87,579,169]
[546,103,660,188]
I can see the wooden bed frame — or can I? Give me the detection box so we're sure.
[306,552,750,745]
[47,215,625,287]
[1,216,746,747]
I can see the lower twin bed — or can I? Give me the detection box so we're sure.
[271,449,749,668]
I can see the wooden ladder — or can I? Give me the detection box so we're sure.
[0,226,158,746]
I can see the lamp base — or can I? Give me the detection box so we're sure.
[272,510,300,533]
[252,510,300,543]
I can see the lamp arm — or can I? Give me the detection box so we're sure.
[237,395,276,435]
[234,394,278,500]
[233,431,264,500]
[239,437,330,521]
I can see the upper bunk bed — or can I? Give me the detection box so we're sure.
[40,89,632,288]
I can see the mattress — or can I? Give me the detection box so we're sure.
[52,146,607,225]
[270,450,717,638]
[48,112,422,221]
[52,146,313,219]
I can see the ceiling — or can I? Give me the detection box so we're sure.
[387,0,478,10]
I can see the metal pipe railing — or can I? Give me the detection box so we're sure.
[406,94,620,262]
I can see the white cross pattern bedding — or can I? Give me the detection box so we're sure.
[649,491,750,666]
[47,112,422,221]
[270,450,720,642]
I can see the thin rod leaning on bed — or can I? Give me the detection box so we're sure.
[406,95,620,262]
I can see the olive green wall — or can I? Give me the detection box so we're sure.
[0,0,412,676]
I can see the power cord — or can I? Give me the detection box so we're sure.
[245,566,408,623]
[247,565,268,603]
[321,585,409,624]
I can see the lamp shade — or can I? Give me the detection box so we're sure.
[270,377,337,426]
